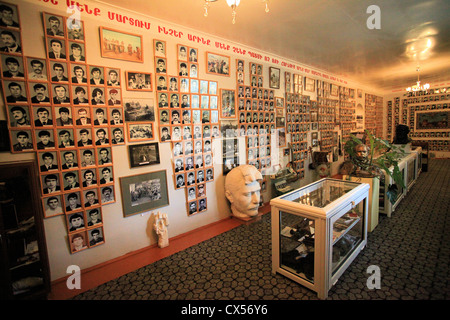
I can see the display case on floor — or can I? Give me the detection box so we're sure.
[411,146,422,176]
[0,160,50,299]
[412,141,428,172]
[270,178,369,299]
[378,156,407,217]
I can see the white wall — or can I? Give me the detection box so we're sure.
[0,0,383,281]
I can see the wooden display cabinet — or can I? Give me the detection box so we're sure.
[0,160,50,299]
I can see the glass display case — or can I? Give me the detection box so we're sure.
[378,157,407,217]
[270,178,369,299]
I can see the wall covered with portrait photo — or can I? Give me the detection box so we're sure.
[0,0,382,281]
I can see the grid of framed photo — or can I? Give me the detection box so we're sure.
[236,62,276,173]
[285,92,311,176]
[154,40,217,216]
[0,8,128,253]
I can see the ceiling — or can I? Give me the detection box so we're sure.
[97,0,450,94]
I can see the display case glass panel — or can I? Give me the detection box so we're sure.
[279,211,315,283]
[331,199,364,275]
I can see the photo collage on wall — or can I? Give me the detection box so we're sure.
[0,4,126,254]
[236,60,277,176]
[389,89,450,152]
[154,40,219,216]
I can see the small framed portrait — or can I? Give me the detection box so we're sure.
[100,27,143,63]
[88,227,105,248]
[3,80,27,104]
[126,71,152,91]
[76,127,93,147]
[177,44,188,61]
[206,51,230,76]
[51,83,71,104]
[120,170,170,217]
[67,18,85,41]
[35,128,56,150]
[155,57,167,74]
[26,57,48,81]
[41,172,61,195]
[79,148,97,167]
[42,194,63,218]
[156,75,167,91]
[60,149,79,170]
[127,122,154,142]
[186,186,196,201]
[188,47,198,62]
[178,61,189,76]
[46,37,67,60]
[0,27,22,55]
[189,63,198,78]
[38,150,59,172]
[62,170,80,191]
[124,98,155,121]
[168,76,179,92]
[196,169,205,184]
[68,41,86,63]
[154,39,166,57]
[220,89,236,118]
[0,2,20,29]
[32,106,53,127]
[190,79,199,93]
[70,64,88,84]
[128,142,160,168]
[180,78,189,93]
[187,200,197,216]
[90,87,106,105]
[1,54,24,79]
[94,127,110,146]
[210,96,218,109]
[269,67,281,89]
[89,65,105,85]
[304,77,315,92]
[198,198,207,213]
[100,185,115,204]
[28,82,50,104]
[69,231,88,254]
[110,126,125,145]
[83,188,100,208]
[93,107,108,126]
[86,207,102,227]
[107,88,122,106]
[43,12,65,37]
[205,167,214,182]
[106,67,121,86]
[7,104,31,127]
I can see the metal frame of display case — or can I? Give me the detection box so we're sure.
[270,178,369,299]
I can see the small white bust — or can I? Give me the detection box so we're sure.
[225,165,263,220]
[153,211,169,248]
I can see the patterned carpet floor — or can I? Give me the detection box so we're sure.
[72,159,450,300]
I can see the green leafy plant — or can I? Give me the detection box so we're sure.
[344,130,407,204]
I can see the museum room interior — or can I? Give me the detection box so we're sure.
[0,0,449,305]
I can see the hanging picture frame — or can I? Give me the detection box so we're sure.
[119,170,169,217]
[99,27,143,63]
[128,142,161,168]
[269,67,280,89]
[206,52,230,76]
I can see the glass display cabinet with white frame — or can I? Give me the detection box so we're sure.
[378,157,407,217]
[270,178,369,299]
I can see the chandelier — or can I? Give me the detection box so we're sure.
[204,0,270,24]
[406,65,430,93]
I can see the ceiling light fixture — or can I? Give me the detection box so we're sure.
[406,65,430,93]
[204,0,269,24]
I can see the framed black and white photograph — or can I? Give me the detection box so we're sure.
[120,170,169,217]
[125,71,152,91]
[269,67,281,89]
[154,39,166,57]
[128,142,160,168]
[0,1,21,29]
[124,98,155,122]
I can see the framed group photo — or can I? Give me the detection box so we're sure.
[119,170,169,217]
[128,142,160,168]
[220,89,236,118]
[269,67,280,89]
[99,27,143,63]
[206,52,230,76]
[125,71,152,91]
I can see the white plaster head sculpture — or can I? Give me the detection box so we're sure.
[224,165,263,220]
